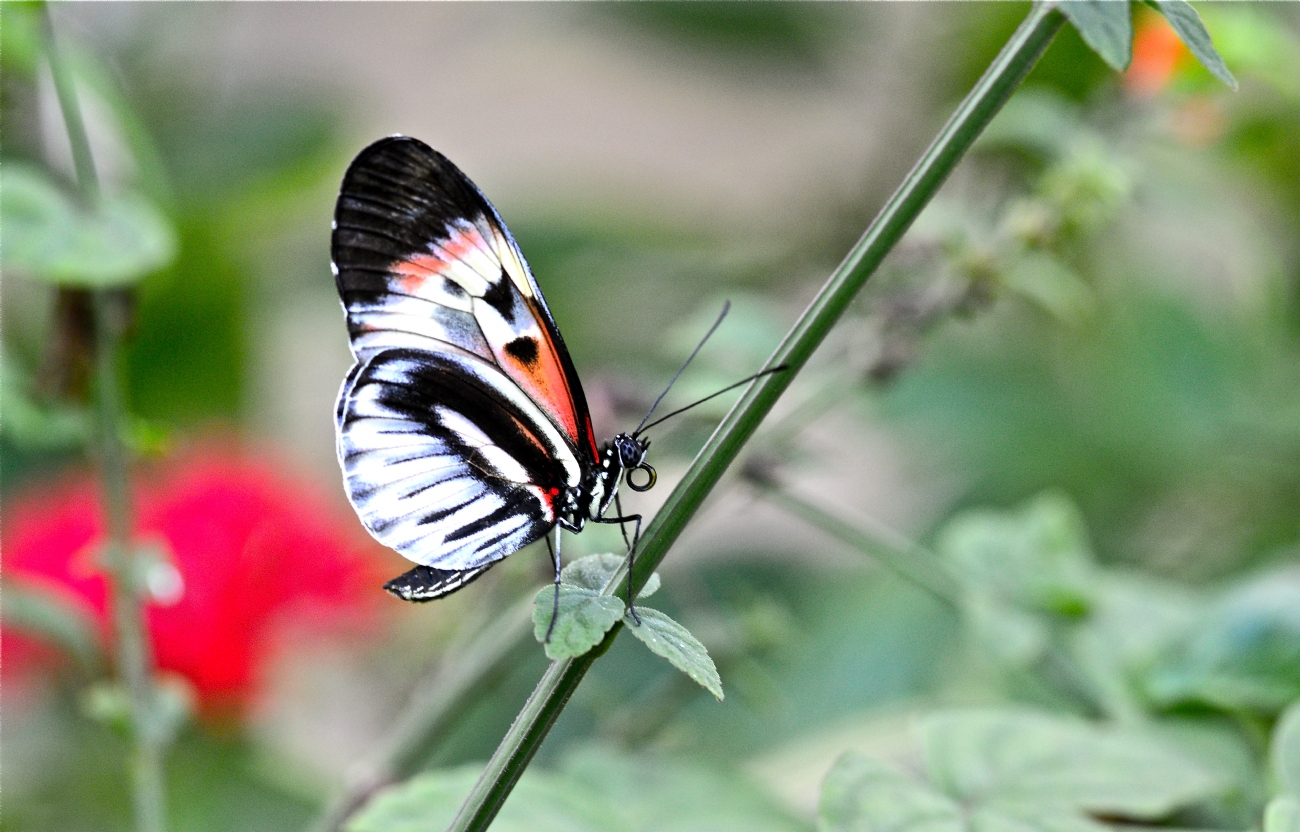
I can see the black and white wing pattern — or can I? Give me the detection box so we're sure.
[331,136,597,599]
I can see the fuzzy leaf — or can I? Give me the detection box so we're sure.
[561,552,659,598]
[1274,702,1300,799]
[937,492,1094,617]
[1147,568,1300,712]
[1267,798,1300,832]
[624,607,723,700]
[1056,0,1134,71]
[922,709,1222,817]
[2,164,175,287]
[347,765,617,832]
[561,553,624,591]
[1151,0,1237,89]
[819,752,962,832]
[533,585,625,661]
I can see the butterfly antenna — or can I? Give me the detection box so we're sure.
[636,364,788,434]
[633,300,731,436]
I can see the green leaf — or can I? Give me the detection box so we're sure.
[0,2,43,76]
[561,553,624,590]
[562,745,804,832]
[818,751,962,832]
[1273,702,1300,798]
[922,709,1223,818]
[347,765,618,832]
[1056,0,1134,71]
[969,801,1108,832]
[350,747,803,832]
[533,585,625,661]
[1150,0,1238,90]
[1,581,104,673]
[1147,568,1300,713]
[978,88,1083,158]
[937,492,1094,617]
[1002,252,1096,325]
[624,607,723,700]
[1,164,176,287]
[560,552,659,598]
[1267,798,1300,832]
[0,350,91,450]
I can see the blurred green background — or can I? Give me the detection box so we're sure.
[5,3,1300,831]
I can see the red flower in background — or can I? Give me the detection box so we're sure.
[1125,10,1191,97]
[2,445,392,715]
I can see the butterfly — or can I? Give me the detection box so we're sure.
[331,135,661,608]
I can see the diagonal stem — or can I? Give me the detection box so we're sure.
[448,5,1064,830]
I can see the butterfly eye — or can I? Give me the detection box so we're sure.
[626,463,656,492]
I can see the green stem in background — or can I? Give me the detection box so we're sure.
[447,5,1064,831]
[41,7,169,832]
[311,596,536,832]
[764,485,1108,719]
[762,487,963,606]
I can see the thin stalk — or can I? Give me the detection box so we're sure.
[311,595,535,832]
[42,8,168,832]
[762,487,962,605]
[765,487,1109,719]
[448,6,1063,830]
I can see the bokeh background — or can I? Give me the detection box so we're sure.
[5,3,1300,830]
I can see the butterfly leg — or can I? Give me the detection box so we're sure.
[591,506,643,625]
[544,529,561,643]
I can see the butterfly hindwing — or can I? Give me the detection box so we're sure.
[383,564,496,603]
[337,347,578,570]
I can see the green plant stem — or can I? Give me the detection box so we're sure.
[765,486,1110,718]
[763,487,963,605]
[42,7,168,832]
[446,6,1064,831]
[311,595,535,832]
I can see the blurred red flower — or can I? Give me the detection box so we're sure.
[1125,10,1190,97]
[2,445,391,715]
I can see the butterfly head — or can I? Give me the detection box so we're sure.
[611,432,656,492]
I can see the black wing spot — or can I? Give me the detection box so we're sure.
[504,336,539,366]
[443,277,468,300]
[481,268,516,323]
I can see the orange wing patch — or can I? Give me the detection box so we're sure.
[489,304,582,446]
[386,222,587,451]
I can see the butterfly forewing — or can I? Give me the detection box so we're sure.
[332,137,597,582]
[332,137,597,459]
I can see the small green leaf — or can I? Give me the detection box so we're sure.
[1056,0,1134,71]
[560,552,659,598]
[2,164,176,287]
[637,572,661,599]
[922,709,1222,817]
[624,607,723,700]
[347,765,617,832]
[1151,0,1238,90]
[1002,252,1096,325]
[533,585,625,660]
[81,680,135,733]
[818,751,962,832]
[1147,568,1300,713]
[0,351,91,450]
[561,553,625,591]
[1273,702,1300,798]
[937,492,1094,617]
[970,801,1108,832]
[1267,798,1300,832]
